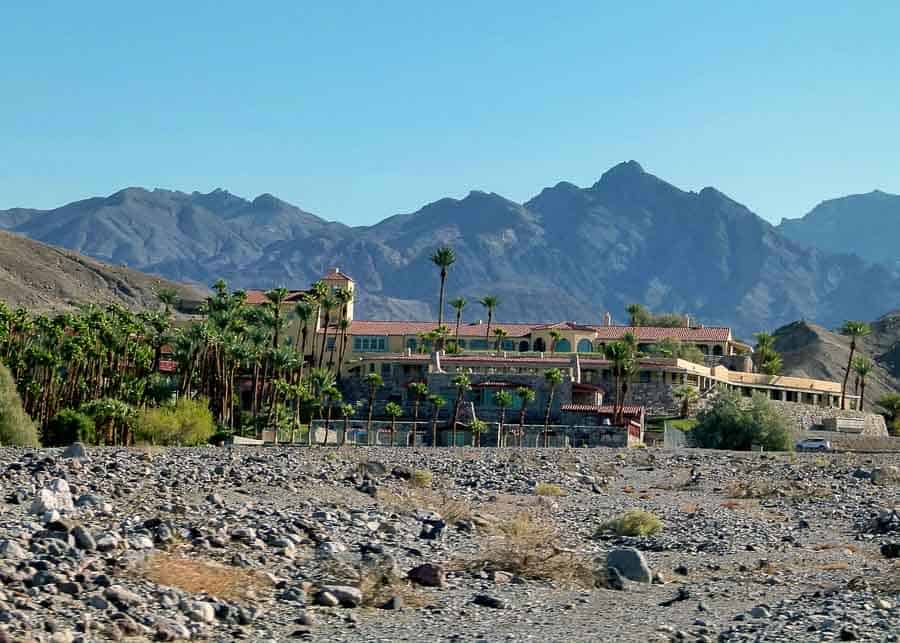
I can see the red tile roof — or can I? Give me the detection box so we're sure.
[591,325,731,342]
[331,320,536,337]
[326,320,730,342]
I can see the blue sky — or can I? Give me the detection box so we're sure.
[2,1,898,225]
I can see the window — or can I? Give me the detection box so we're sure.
[502,339,515,350]
[639,371,651,383]
[577,339,593,353]
[381,363,391,376]
[326,336,336,350]
[353,335,388,352]
[555,338,571,352]
[469,339,489,350]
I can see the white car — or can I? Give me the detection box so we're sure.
[795,437,833,452]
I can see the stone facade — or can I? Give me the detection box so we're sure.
[766,400,888,437]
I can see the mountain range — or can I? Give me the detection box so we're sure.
[2,161,899,338]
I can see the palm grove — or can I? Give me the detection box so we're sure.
[0,245,896,447]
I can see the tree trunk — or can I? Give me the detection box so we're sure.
[543,388,554,448]
[497,408,505,447]
[860,377,866,411]
[437,271,447,327]
[841,339,856,410]
[367,387,376,446]
[518,406,527,448]
[322,400,332,446]
[411,399,420,448]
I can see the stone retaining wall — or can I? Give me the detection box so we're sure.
[767,401,888,437]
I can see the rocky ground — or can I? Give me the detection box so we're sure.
[1,444,898,643]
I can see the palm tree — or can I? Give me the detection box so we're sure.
[156,287,179,317]
[470,418,487,447]
[479,296,500,342]
[877,393,900,436]
[321,385,342,446]
[542,368,563,447]
[840,321,872,409]
[428,394,445,447]
[493,327,508,352]
[604,341,635,426]
[363,372,383,446]
[626,303,649,327]
[548,330,562,354]
[335,318,351,377]
[851,356,874,411]
[408,381,429,447]
[385,401,403,447]
[752,332,781,375]
[515,386,535,448]
[293,300,315,356]
[493,389,513,447]
[317,292,338,370]
[449,297,467,350]
[308,367,335,446]
[451,372,471,447]
[264,287,290,350]
[339,403,355,446]
[431,246,456,330]
[673,384,699,418]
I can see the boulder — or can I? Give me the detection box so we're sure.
[61,442,88,460]
[29,479,74,514]
[318,585,362,608]
[408,563,445,587]
[606,547,653,583]
[871,466,900,486]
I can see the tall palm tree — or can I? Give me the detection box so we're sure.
[478,296,500,343]
[385,401,403,447]
[673,384,699,418]
[307,367,335,446]
[408,382,429,447]
[317,292,338,370]
[549,330,562,354]
[492,327,508,352]
[449,297,467,350]
[515,386,536,448]
[264,287,290,350]
[321,385,342,446]
[626,303,649,327]
[339,403,355,446]
[493,389,513,447]
[336,318,351,377]
[851,356,874,411]
[363,372,383,446]
[428,394,445,447]
[451,372,471,447]
[431,247,456,330]
[605,341,634,426]
[156,287,179,317]
[840,321,871,410]
[293,299,315,364]
[542,368,563,447]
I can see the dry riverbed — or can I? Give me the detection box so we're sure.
[1,445,898,642]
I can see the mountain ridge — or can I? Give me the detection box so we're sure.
[2,163,899,337]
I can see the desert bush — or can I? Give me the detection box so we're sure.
[44,409,96,446]
[534,482,565,496]
[693,391,793,451]
[727,479,777,499]
[142,553,270,601]
[0,362,39,447]
[597,509,662,537]
[410,469,433,488]
[465,513,594,587]
[136,397,215,446]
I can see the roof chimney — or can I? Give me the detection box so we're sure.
[685,315,692,328]
[602,311,612,326]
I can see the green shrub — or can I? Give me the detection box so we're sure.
[535,482,565,496]
[44,409,96,446]
[597,509,662,537]
[410,469,433,488]
[0,363,39,447]
[692,392,793,451]
[136,397,215,446]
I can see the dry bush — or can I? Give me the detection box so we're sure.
[534,482,565,497]
[727,479,778,499]
[379,488,472,525]
[681,503,700,514]
[597,509,662,537]
[410,469,433,488]
[357,566,429,608]
[142,554,271,601]
[464,513,594,588]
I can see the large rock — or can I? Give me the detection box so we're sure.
[606,547,653,583]
[0,539,28,560]
[29,479,74,514]
[318,585,362,608]
[408,563,445,587]
[61,442,88,460]
[871,466,900,486]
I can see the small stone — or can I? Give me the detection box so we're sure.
[72,526,96,551]
[104,585,142,608]
[0,539,28,560]
[316,591,339,607]
[381,595,404,610]
[29,479,75,514]
[472,594,506,609]
[749,606,770,619]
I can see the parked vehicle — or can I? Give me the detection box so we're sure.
[795,437,833,452]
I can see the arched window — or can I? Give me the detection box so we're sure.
[406,338,417,351]
[713,345,723,356]
[577,339,593,353]
[556,338,571,352]
[697,344,709,354]
[533,337,546,352]
[518,340,530,352]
